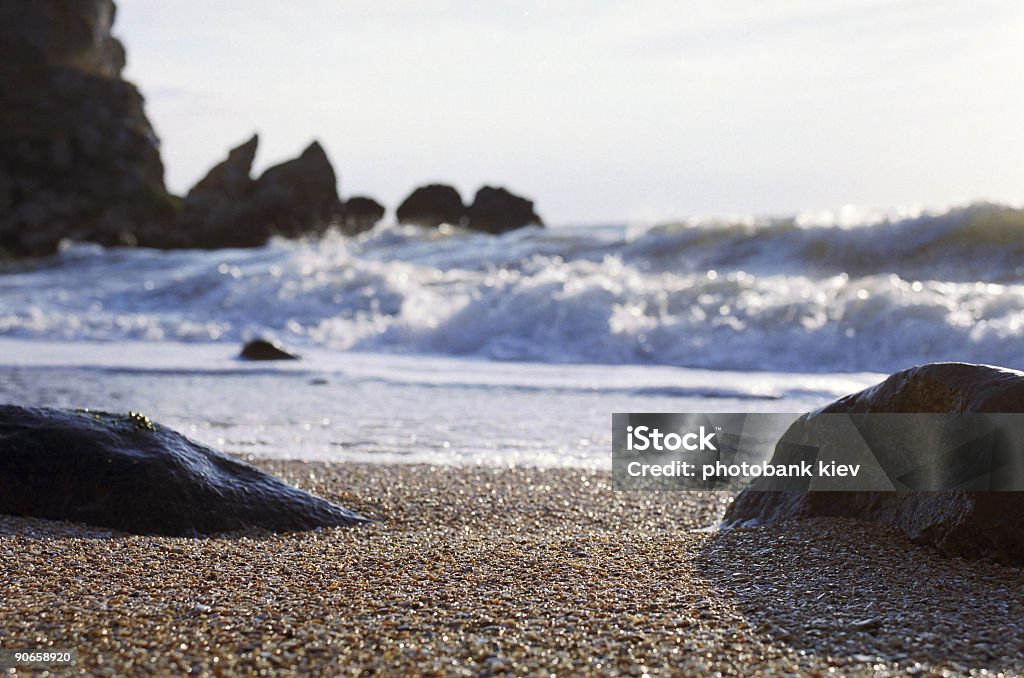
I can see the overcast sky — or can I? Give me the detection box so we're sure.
[116,0,1024,226]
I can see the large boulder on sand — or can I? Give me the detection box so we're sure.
[0,405,366,535]
[723,363,1024,564]
[0,0,176,256]
[467,185,543,234]
[395,183,467,228]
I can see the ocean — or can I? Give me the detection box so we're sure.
[2,202,1021,468]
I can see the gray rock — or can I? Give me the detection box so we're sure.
[723,362,1024,564]
[0,405,366,535]
[179,137,353,248]
[180,135,262,248]
[186,134,258,206]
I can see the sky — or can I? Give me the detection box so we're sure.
[116,0,1024,226]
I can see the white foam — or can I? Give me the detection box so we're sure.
[3,202,1024,373]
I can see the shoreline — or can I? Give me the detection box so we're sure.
[2,460,1022,675]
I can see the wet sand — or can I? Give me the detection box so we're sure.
[1,461,1022,676]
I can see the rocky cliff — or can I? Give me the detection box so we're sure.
[0,0,538,256]
[0,0,175,256]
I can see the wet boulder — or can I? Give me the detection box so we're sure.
[395,183,466,228]
[0,405,365,535]
[238,338,299,361]
[723,363,1024,564]
[466,185,543,234]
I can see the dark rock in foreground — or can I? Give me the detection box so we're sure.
[238,338,299,361]
[396,183,467,228]
[0,405,365,535]
[724,363,1024,564]
[467,185,543,234]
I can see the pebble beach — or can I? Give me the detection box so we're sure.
[2,461,1023,676]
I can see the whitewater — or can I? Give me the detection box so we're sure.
[1,202,1021,466]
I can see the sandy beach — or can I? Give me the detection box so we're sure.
[2,460,1022,676]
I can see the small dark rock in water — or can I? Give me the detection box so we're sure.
[466,185,544,234]
[395,183,467,228]
[724,362,1024,564]
[0,405,366,535]
[238,339,299,361]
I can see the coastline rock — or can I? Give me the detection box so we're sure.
[0,0,176,257]
[341,195,385,235]
[186,134,258,207]
[238,338,299,361]
[179,134,261,248]
[723,362,1024,564]
[395,184,467,228]
[180,137,353,248]
[467,185,543,234]
[0,405,366,535]
[245,141,343,239]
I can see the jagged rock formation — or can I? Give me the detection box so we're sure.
[0,0,530,255]
[179,135,388,247]
[180,136,353,248]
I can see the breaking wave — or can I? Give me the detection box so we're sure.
[3,201,1024,373]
